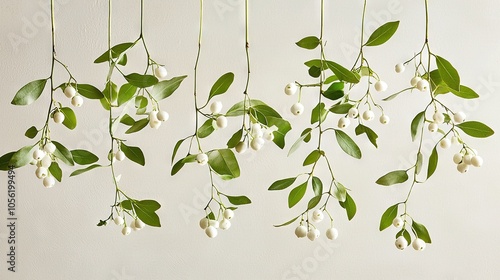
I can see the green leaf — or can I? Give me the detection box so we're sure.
[339,192,357,221]
[52,141,74,166]
[25,126,38,139]
[410,111,425,141]
[125,118,149,134]
[334,129,362,159]
[365,21,400,46]
[70,164,103,176]
[295,36,320,50]
[208,149,240,180]
[120,114,136,126]
[48,162,62,182]
[102,81,118,104]
[333,182,347,202]
[436,56,460,91]
[304,59,328,71]
[274,216,299,227]
[9,146,34,168]
[197,119,215,138]
[310,103,328,124]
[330,103,353,114]
[288,182,307,208]
[171,158,185,176]
[415,152,424,175]
[71,150,99,165]
[60,107,77,130]
[120,143,145,166]
[303,150,322,166]
[117,83,137,106]
[308,66,321,78]
[227,195,252,205]
[301,128,312,143]
[376,170,408,186]
[75,84,104,99]
[125,73,158,88]
[427,146,438,179]
[135,96,148,109]
[325,61,360,84]
[209,72,234,101]
[268,177,297,191]
[324,75,339,84]
[11,79,47,105]
[227,129,243,149]
[268,117,292,149]
[94,42,134,63]
[311,176,323,197]
[412,220,432,243]
[134,200,162,227]
[0,152,15,171]
[354,124,379,148]
[151,75,187,101]
[379,204,399,231]
[456,121,495,138]
[171,138,187,164]
[288,132,310,156]
[307,195,322,210]
[448,85,479,99]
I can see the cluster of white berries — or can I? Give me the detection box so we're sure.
[428,110,467,134]
[284,83,305,116]
[391,217,426,251]
[63,85,84,108]
[31,143,57,188]
[149,110,170,129]
[113,215,146,236]
[295,210,339,241]
[337,106,389,129]
[199,209,234,238]
[394,63,431,92]
[453,150,483,174]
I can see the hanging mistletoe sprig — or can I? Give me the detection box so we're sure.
[0,0,101,188]
[73,0,187,235]
[377,0,494,251]
[270,0,400,242]
[171,0,291,238]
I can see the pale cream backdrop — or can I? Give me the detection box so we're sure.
[1,1,499,279]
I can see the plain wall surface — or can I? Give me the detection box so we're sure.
[1,1,499,279]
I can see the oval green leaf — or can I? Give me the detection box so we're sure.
[334,129,362,159]
[456,121,494,138]
[376,170,408,186]
[60,107,77,130]
[208,149,240,180]
[11,79,47,106]
[125,73,158,88]
[268,177,297,191]
[209,72,234,101]
[379,203,399,231]
[71,149,99,165]
[296,36,320,50]
[288,182,307,208]
[365,21,400,46]
[436,56,460,91]
[227,195,252,205]
[120,143,145,166]
[151,75,187,101]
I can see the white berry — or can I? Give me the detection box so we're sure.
[362,110,374,121]
[412,238,426,251]
[53,111,65,124]
[64,85,76,98]
[392,217,404,228]
[115,150,125,161]
[134,219,145,230]
[216,116,228,129]
[154,66,168,79]
[71,95,84,107]
[295,226,307,238]
[199,218,209,230]
[395,63,405,73]
[220,219,231,230]
[432,112,445,124]
[311,210,324,223]
[457,162,469,173]
[35,167,48,179]
[471,155,483,167]
[41,154,52,168]
[235,141,247,154]
[379,114,390,124]
[452,153,463,164]
[122,226,132,236]
[250,137,265,151]
[157,111,169,122]
[290,103,304,116]
[43,176,55,188]
[208,220,219,229]
[428,122,438,132]
[439,138,451,149]
[210,101,223,114]
[284,83,298,96]
[114,216,124,226]
[453,111,466,124]
[326,228,339,240]
[33,149,46,161]
[374,80,388,92]
[410,76,422,87]
[463,154,472,165]
[395,236,408,250]
[196,153,208,165]
[307,229,320,241]
[348,108,358,118]
[205,226,218,238]
[416,79,429,91]
[43,142,56,154]
[223,209,234,220]
[337,117,350,129]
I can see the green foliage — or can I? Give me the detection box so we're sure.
[339,192,357,220]
[456,121,494,138]
[379,204,399,231]
[365,21,400,46]
[435,56,460,91]
[288,182,307,208]
[60,107,77,130]
[125,73,158,88]
[208,149,240,180]
[427,146,438,179]
[71,150,99,165]
[268,177,297,191]
[296,36,320,50]
[410,111,425,141]
[120,143,145,166]
[151,75,187,101]
[376,170,408,186]
[412,219,432,243]
[334,129,362,159]
[209,72,234,101]
[355,124,378,148]
[120,199,162,227]
[25,126,38,139]
[11,79,47,106]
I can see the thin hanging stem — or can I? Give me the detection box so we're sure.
[192,0,204,151]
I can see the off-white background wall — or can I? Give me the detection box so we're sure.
[1,1,499,279]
